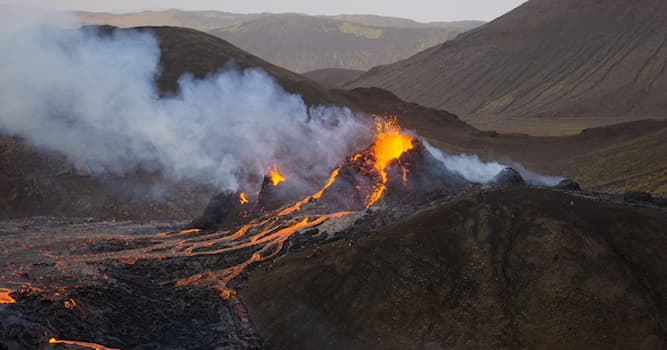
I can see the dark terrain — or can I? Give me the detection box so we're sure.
[349,0,667,132]
[244,188,667,350]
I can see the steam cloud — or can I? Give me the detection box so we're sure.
[0,9,369,193]
[425,143,563,186]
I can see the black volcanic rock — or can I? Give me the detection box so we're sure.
[555,178,581,190]
[623,191,653,203]
[189,192,244,230]
[491,167,525,186]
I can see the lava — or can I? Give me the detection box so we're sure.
[0,288,15,304]
[278,166,342,216]
[48,338,119,350]
[178,228,202,235]
[176,212,353,296]
[63,298,77,309]
[313,167,341,200]
[356,117,414,207]
[269,165,286,186]
[11,117,417,329]
[239,192,249,205]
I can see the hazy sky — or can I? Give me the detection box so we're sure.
[0,0,527,22]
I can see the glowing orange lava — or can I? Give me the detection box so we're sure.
[63,298,77,309]
[239,192,249,205]
[278,167,341,216]
[362,117,414,207]
[0,288,15,304]
[178,228,202,235]
[48,338,119,350]
[269,165,286,186]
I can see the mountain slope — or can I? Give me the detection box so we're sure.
[349,0,667,126]
[303,68,364,87]
[211,14,478,72]
[244,187,667,349]
[76,9,266,32]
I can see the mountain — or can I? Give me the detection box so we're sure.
[243,187,667,349]
[348,0,667,130]
[76,10,481,73]
[303,68,364,87]
[76,9,267,32]
[330,15,483,29]
[210,14,479,72]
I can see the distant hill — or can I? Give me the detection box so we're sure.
[329,14,483,29]
[76,9,267,32]
[303,68,364,87]
[349,0,667,128]
[211,13,479,72]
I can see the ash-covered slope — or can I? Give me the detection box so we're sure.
[348,0,667,123]
[243,187,667,350]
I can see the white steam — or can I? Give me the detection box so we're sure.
[425,143,563,186]
[0,11,368,193]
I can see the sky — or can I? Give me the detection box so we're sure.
[0,0,527,22]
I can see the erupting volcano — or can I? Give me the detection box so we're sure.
[172,117,423,299]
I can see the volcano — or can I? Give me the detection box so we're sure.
[2,15,667,350]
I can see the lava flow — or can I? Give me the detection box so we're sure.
[49,338,120,350]
[12,117,417,317]
[0,288,15,304]
[172,117,416,295]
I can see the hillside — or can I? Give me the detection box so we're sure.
[348,0,667,130]
[76,9,266,32]
[211,14,478,72]
[330,15,483,29]
[244,188,667,349]
[303,68,364,87]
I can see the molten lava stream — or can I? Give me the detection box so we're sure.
[177,212,354,296]
[277,166,341,216]
[0,288,15,304]
[48,337,119,350]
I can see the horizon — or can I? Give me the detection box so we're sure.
[0,0,527,23]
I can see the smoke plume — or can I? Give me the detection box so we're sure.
[0,8,369,194]
[424,143,563,186]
